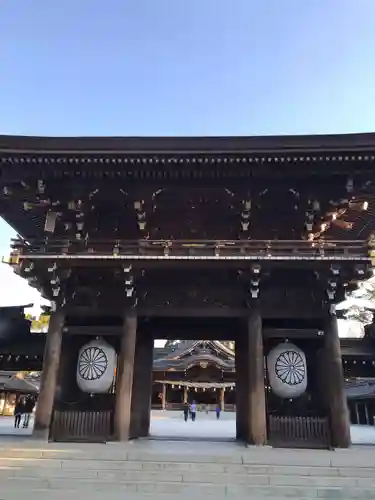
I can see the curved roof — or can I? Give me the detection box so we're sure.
[2,132,375,241]
[156,340,234,360]
[153,340,235,371]
[0,372,38,393]
[345,379,375,399]
[0,132,375,154]
[154,353,235,371]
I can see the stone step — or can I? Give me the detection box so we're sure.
[2,456,375,479]
[0,442,375,498]
[0,479,373,499]
[2,467,375,485]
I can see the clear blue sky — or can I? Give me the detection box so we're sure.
[0,0,374,313]
[1,0,375,137]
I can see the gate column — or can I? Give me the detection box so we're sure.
[235,335,247,440]
[246,305,267,445]
[161,383,167,409]
[33,310,65,440]
[114,311,137,441]
[130,333,154,438]
[324,309,351,448]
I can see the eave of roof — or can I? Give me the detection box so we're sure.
[158,340,234,362]
[153,353,235,371]
[0,304,33,311]
[0,374,38,393]
[0,132,375,154]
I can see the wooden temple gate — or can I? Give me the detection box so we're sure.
[0,133,374,448]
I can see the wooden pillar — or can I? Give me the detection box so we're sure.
[183,386,188,403]
[365,403,370,426]
[139,335,153,437]
[114,312,137,441]
[246,305,267,445]
[324,311,351,448]
[354,403,360,425]
[33,311,64,440]
[161,383,166,409]
[1,393,7,416]
[235,336,247,440]
[220,387,225,411]
[130,333,154,438]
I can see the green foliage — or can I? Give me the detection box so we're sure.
[25,313,50,332]
[343,277,375,325]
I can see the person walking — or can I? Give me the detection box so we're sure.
[215,403,221,420]
[14,398,24,429]
[183,402,189,422]
[23,396,35,428]
[190,401,197,422]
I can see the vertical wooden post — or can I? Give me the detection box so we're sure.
[138,335,154,437]
[355,403,360,425]
[246,305,267,445]
[1,393,8,416]
[161,383,167,409]
[130,333,153,438]
[365,403,370,426]
[324,311,351,448]
[33,311,64,440]
[220,387,225,411]
[235,336,247,440]
[114,312,137,441]
[183,386,188,403]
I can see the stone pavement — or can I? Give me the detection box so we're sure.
[0,416,34,437]
[2,411,375,445]
[150,409,236,440]
[1,439,375,498]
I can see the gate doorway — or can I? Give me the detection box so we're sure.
[149,338,236,441]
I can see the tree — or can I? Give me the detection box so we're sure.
[25,313,50,332]
[164,340,189,351]
[341,277,375,326]
[343,305,373,325]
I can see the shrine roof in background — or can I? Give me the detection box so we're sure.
[340,337,375,357]
[153,354,235,371]
[0,334,46,356]
[0,371,38,394]
[157,340,234,360]
[345,378,375,399]
[0,304,33,316]
[153,340,236,371]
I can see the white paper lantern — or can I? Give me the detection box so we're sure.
[267,343,307,399]
[76,339,116,393]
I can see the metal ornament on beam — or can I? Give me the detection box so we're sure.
[124,264,137,308]
[48,261,62,299]
[326,263,341,302]
[250,263,261,299]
